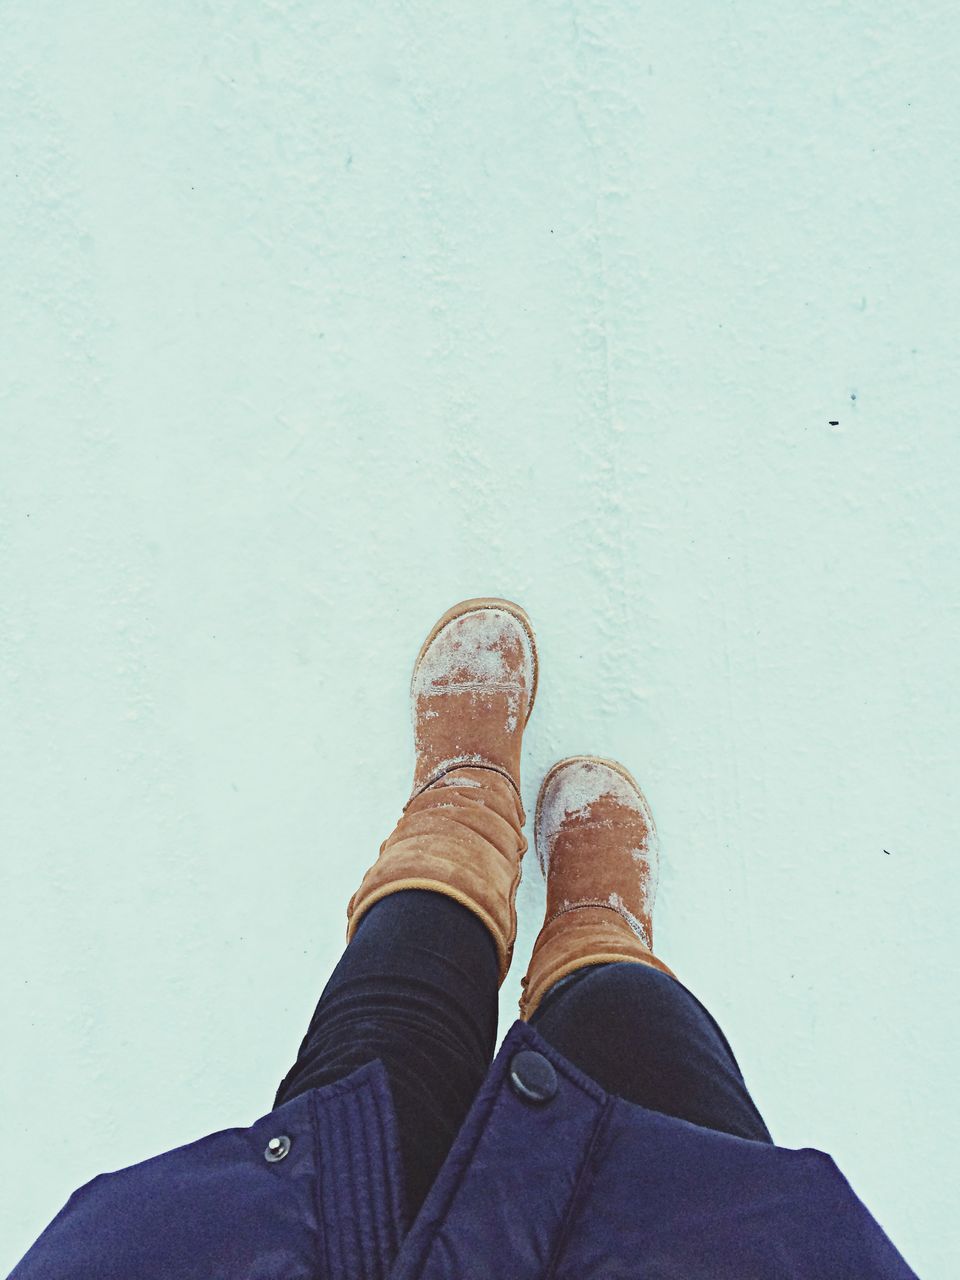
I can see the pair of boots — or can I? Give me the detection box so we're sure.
[345,597,677,1021]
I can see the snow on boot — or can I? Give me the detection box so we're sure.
[346,597,538,987]
[519,756,678,1020]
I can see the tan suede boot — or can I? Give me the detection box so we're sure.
[519,755,678,1020]
[345,597,538,986]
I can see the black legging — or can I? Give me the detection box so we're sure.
[274,889,772,1227]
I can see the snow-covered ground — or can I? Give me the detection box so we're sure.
[2,5,957,1276]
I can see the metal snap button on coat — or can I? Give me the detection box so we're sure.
[509,1050,558,1104]
[264,1135,291,1162]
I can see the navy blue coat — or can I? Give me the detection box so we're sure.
[9,1018,919,1279]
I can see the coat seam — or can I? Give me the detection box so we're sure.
[367,1083,391,1276]
[363,1078,397,1280]
[309,1089,333,1280]
[541,1096,614,1280]
[371,1072,405,1259]
[347,1089,368,1277]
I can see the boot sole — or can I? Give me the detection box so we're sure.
[534,754,655,878]
[410,596,539,726]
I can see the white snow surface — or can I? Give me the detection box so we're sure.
[1,6,957,1278]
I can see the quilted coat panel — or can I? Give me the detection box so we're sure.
[6,1021,919,1280]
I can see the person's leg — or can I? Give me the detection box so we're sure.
[530,961,773,1143]
[276,602,534,1225]
[273,887,500,1225]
